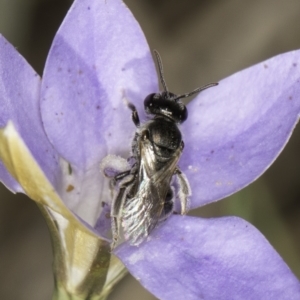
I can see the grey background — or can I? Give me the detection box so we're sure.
[1,0,300,299]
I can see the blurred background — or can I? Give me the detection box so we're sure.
[1,0,300,299]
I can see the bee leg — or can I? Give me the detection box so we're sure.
[111,169,131,186]
[111,176,135,249]
[111,186,127,249]
[160,188,174,222]
[174,168,191,215]
[126,102,140,127]
[108,169,131,199]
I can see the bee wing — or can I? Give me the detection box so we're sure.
[122,138,181,245]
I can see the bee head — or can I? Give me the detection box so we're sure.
[148,50,218,124]
[144,92,188,123]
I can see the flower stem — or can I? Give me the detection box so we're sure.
[38,204,113,300]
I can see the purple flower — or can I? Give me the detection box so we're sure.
[0,0,300,299]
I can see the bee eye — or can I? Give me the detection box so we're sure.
[144,93,157,111]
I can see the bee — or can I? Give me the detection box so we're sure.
[102,50,217,248]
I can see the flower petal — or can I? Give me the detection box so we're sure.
[0,121,74,216]
[116,215,300,300]
[0,160,23,193]
[0,121,107,241]
[181,51,300,208]
[41,0,158,170]
[0,35,61,190]
[40,0,158,225]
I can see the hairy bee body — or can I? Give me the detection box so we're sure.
[101,51,217,248]
[120,117,185,245]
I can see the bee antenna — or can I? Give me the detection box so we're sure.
[174,82,218,101]
[153,50,169,94]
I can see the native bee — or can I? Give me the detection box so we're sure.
[102,50,217,248]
